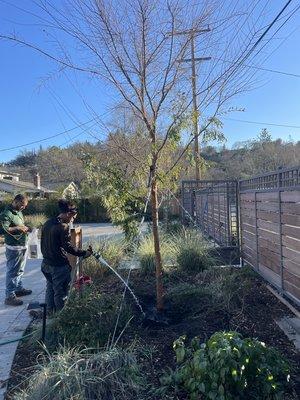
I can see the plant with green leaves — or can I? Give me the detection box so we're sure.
[13,346,144,400]
[137,233,177,275]
[174,230,216,272]
[50,286,133,348]
[159,331,290,400]
[24,213,47,229]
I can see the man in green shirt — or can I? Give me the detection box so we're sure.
[0,194,32,306]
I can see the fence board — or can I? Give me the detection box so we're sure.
[243,253,256,268]
[281,202,300,215]
[259,264,281,287]
[284,281,300,302]
[242,237,256,252]
[258,248,281,270]
[259,237,281,255]
[282,247,300,264]
[241,223,256,235]
[257,202,279,212]
[257,219,280,233]
[281,214,300,227]
[281,191,300,203]
[243,215,256,226]
[282,236,300,252]
[283,259,300,277]
[241,193,255,201]
[256,192,279,202]
[257,228,280,243]
[283,270,300,289]
[257,210,279,223]
[282,225,300,238]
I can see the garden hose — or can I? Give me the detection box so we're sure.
[0,331,35,347]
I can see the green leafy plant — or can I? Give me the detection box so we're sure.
[50,286,133,348]
[137,234,177,275]
[83,237,128,282]
[13,346,144,400]
[175,230,216,273]
[160,331,290,400]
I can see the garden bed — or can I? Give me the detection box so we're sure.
[5,232,300,399]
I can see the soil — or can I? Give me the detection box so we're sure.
[5,267,300,400]
[5,324,42,400]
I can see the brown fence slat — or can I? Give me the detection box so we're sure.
[257,210,280,223]
[257,228,280,244]
[283,281,300,302]
[259,264,281,287]
[256,192,279,202]
[283,258,300,277]
[281,214,300,227]
[257,219,280,234]
[281,191,300,203]
[283,270,300,288]
[241,223,256,235]
[281,203,300,215]
[259,237,281,255]
[282,247,300,264]
[282,225,300,238]
[282,236,300,252]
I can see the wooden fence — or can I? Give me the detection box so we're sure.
[240,166,300,305]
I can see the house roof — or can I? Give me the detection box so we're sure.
[0,178,55,193]
[0,170,20,176]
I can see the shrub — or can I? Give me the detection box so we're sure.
[24,213,47,229]
[162,219,184,235]
[13,346,144,400]
[137,234,176,275]
[160,331,290,400]
[175,230,216,272]
[84,237,128,282]
[50,286,133,348]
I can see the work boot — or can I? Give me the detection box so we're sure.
[5,295,23,306]
[15,288,32,297]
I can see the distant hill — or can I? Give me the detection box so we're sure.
[3,131,300,187]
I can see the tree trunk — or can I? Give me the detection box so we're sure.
[151,178,164,310]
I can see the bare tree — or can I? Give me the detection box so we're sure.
[0,0,288,309]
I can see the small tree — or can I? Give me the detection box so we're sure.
[1,0,281,309]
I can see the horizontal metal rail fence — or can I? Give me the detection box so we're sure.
[181,180,239,249]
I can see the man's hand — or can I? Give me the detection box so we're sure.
[9,225,30,234]
[83,245,93,259]
[19,225,30,233]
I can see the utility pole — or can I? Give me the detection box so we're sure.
[175,28,211,180]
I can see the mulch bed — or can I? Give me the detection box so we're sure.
[5,267,300,399]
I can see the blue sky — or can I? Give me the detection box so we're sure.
[0,0,300,163]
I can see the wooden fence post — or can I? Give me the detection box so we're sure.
[68,227,83,291]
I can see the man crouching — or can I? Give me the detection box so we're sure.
[41,199,92,313]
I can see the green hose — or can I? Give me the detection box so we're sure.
[0,331,35,347]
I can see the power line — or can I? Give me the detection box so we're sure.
[224,117,300,129]
[241,0,294,63]
[212,57,300,78]
[0,118,97,152]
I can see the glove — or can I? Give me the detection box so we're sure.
[83,245,93,259]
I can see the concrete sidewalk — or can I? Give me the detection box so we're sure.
[0,223,124,399]
[0,252,44,399]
